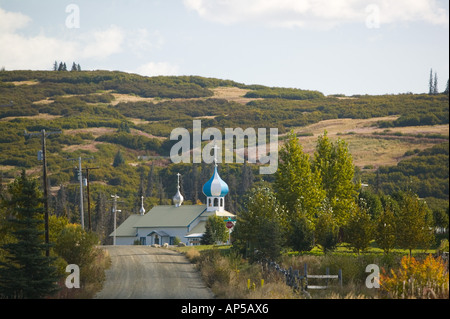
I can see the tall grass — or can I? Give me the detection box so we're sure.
[181,245,449,299]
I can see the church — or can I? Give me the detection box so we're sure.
[110,160,236,246]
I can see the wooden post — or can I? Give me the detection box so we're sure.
[304,263,308,290]
[338,269,343,287]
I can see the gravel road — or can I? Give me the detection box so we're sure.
[95,245,214,299]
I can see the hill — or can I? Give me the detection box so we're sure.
[0,70,448,243]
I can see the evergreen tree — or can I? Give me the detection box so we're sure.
[58,62,64,71]
[444,79,449,95]
[429,68,434,94]
[53,61,58,71]
[433,72,438,94]
[146,162,155,197]
[71,62,78,71]
[55,184,68,217]
[201,220,214,245]
[0,171,60,298]
[232,187,286,261]
[201,215,228,245]
[113,150,125,167]
[241,160,254,195]
[77,64,81,71]
[93,192,108,243]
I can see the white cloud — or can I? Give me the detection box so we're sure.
[126,29,165,58]
[135,62,179,77]
[183,0,449,29]
[0,7,31,32]
[0,8,125,70]
[80,25,125,59]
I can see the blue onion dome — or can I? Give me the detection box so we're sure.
[202,166,229,197]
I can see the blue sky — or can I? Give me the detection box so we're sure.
[0,0,448,95]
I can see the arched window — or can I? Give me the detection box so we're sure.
[214,198,219,207]
[208,198,212,206]
[220,198,223,207]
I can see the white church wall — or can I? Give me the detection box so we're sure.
[136,227,190,246]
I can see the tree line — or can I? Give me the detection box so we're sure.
[231,131,442,261]
[53,61,81,72]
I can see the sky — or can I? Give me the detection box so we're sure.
[0,0,448,96]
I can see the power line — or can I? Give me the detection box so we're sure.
[109,194,123,246]
[24,129,61,257]
[67,156,94,230]
[82,166,99,231]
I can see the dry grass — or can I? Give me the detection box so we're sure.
[0,113,63,121]
[110,93,158,105]
[211,87,262,105]
[291,117,448,169]
[62,141,105,153]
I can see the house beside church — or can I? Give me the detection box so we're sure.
[111,162,235,246]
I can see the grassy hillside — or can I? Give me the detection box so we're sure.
[0,70,448,242]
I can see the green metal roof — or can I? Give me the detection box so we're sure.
[110,204,237,238]
[133,205,207,228]
[111,214,143,237]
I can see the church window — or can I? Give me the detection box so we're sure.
[214,198,219,207]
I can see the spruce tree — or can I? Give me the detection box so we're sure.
[232,187,286,260]
[113,150,125,167]
[200,219,214,245]
[0,171,60,299]
[433,72,438,94]
[429,68,434,94]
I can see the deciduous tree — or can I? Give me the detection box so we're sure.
[313,131,359,226]
[274,131,325,226]
[395,192,434,256]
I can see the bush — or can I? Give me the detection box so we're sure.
[380,255,449,299]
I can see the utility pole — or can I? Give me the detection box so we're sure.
[110,194,122,246]
[24,129,61,257]
[67,156,93,229]
[83,166,99,231]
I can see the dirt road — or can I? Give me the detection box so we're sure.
[95,245,214,299]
